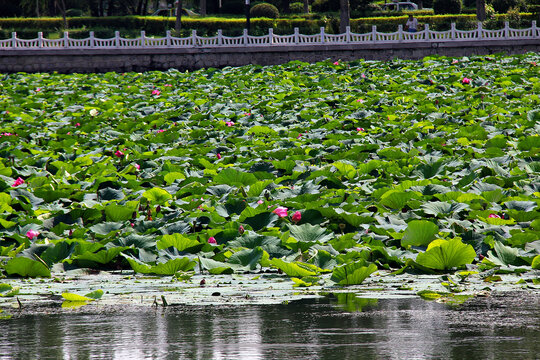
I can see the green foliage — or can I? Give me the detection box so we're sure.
[491,0,519,13]
[0,53,539,286]
[250,3,280,18]
[433,0,463,14]
[290,2,305,14]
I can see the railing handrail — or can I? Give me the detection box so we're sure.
[0,21,538,50]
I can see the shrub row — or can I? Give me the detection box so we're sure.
[0,13,536,39]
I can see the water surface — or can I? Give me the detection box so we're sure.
[1,293,538,360]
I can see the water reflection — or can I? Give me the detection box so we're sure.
[0,294,538,360]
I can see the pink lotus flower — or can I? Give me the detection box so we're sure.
[452,59,459,64]
[291,211,301,223]
[12,177,24,187]
[357,127,364,132]
[273,206,288,218]
[115,150,124,158]
[361,73,366,78]
[244,112,251,116]
[26,229,39,240]
[134,163,140,170]
[164,84,173,87]
[462,77,471,84]
[333,61,339,65]
[156,129,165,133]
[356,98,364,103]
[35,88,41,92]
[225,121,235,127]
[208,236,217,244]
[151,89,160,96]
[297,133,303,138]
[488,214,501,219]
[239,225,245,234]
[216,153,222,160]
[257,200,264,205]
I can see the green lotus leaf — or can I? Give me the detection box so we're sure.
[214,168,258,187]
[0,283,19,297]
[532,255,540,269]
[421,201,469,217]
[105,204,137,222]
[310,249,338,270]
[70,247,128,266]
[401,220,439,247]
[288,223,334,251]
[486,241,523,267]
[198,258,236,274]
[89,222,124,235]
[40,241,77,266]
[157,233,201,252]
[380,190,416,210]
[142,187,172,205]
[243,212,278,231]
[330,261,377,286]
[4,257,51,278]
[270,258,318,277]
[227,246,265,270]
[124,254,196,275]
[415,238,476,270]
[62,293,94,302]
[98,187,125,201]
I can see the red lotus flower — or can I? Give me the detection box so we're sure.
[239,225,245,234]
[12,177,24,187]
[357,127,364,132]
[462,77,471,84]
[216,153,222,160]
[273,206,288,218]
[26,229,39,240]
[488,214,501,219]
[151,89,160,96]
[292,211,301,223]
[208,236,217,244]
[115,150,124,158]
[225,121,235,127]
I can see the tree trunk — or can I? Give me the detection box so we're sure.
[142,0,148,15]
[476,0,486,21]
[303,0,309,13]
[55,0,67,28]
[175,0,183,32]
[200,0,206,16]
[339,0,350,34]
[35,0,40,16]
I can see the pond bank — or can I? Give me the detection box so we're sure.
[1,39,538,73]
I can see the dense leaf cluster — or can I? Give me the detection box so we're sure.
[0,53,539,285]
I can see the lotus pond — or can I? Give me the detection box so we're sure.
[0,53,539,313]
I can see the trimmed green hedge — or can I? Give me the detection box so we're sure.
[0,13,536,39]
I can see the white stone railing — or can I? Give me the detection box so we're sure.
[0,21,538,50]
